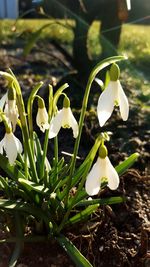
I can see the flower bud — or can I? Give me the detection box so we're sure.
[99,144,108,159]
[110,63,120,81]
[63,96,70,108]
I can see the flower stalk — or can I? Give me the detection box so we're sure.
[65,56,126,206]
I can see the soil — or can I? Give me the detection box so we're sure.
[0,39,149,267]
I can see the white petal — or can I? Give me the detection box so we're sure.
[97,82,116,127]
[14,135,23,154]
[117,80,129,121]
[36,108,49,132]
[61,108,71,128]
[85,158,101,196]
[4,101,19,132]
[4,133,18,165]
[49,110,63,139]
[45,157,51,172]
[0,138,4,154]
[0,92,7,110]
[105,157,119,190]
[66,108,79,138]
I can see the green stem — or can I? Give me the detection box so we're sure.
[22,125,39,183]
[54,136,58,182]
[27,82,43,147]
[40,85,53,180]
[9,71,39,183]
[65,56,126,206]
[58,165,89,233]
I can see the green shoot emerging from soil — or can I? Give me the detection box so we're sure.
[0,56,139,267]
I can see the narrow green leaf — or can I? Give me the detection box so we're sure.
[23,23,52,56]
[0,154,25,181]
[71,136,102,187]
[18,178,49,195]
[0,176,11,197]
[76,196,125,207]
[9,241,22,267]
[115,153,139,176]
[9,213,24,267]
[56,235,93,267]
[0,199,48,223]
[67,204,99,225]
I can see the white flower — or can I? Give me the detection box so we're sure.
[49,107,78,139]
[36,107,49,132]
[85,156,119,196]
[0,132,23,165]
[4,100,19,132]
[97,80,129,127]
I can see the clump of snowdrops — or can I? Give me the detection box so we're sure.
[0,56,138,267]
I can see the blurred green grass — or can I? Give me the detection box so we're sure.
[0,20,149,61]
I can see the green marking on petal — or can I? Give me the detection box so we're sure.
[101,177,108,184]
[114,100,119,106]
[63,124,70,129]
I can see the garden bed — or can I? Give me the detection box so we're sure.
[0,21,149,267]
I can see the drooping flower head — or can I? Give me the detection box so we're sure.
[1,87,19,132]
[97,63,129,127]
[49,96,79,139]
[0,126,23,165]
[36,97,49,133]
[85,143,119,196]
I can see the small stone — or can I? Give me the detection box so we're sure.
[134,239,140,245]
[99,246,104,252]
[39,257,43,262]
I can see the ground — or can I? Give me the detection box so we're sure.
[0,20,149,267]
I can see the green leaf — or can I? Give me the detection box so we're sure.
[18,178,49,195]
[76,196,125,207]
[9,240,22,267]
[0,154,26,181]
[67,204,99,225]
[71,135,102,187]
[0,176,11,197]
[0,199,48,223]
[58,135,102,201]
[23,23,52,56]
[56,235,93,267]
[115,153,139,176]
[9,213,24,267]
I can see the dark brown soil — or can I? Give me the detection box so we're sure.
[0,40,149,267]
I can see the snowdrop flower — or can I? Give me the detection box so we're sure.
[85,144,119,196]
[97,63,129,127]
[49,96,78,139]
[0,128,23,165]
[36,97,49,132]
[2,87,19,132]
